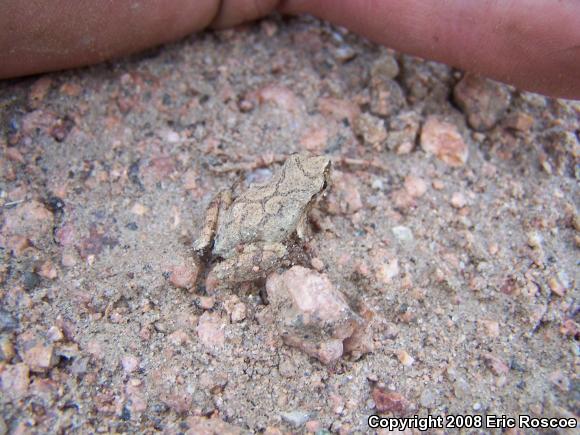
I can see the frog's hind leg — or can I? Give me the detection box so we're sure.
[206,243,287,291]
[193,190,232,254]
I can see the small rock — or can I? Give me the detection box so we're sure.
[420,117,468,167]
[479,320,500,338]
[548,370,570,392]
[370,77,406,117]
[370,52,400,80]
[526,231,543,249]
[0,336,16,361]
[327,171,363,215]
[22,271,41,290]
[28,76,53,108]
[371,250,399,285]
[230,303,247,323]
[548,276,566,296]
[372,387,409,415]
[198,296,215,310]
[37,260,58,280]
[310,257,325,271]
[197,312,226,349]
[121,355,140,374]
[182,169,199,191]
[167,329,189,346]
[46,326,64,342]
[318,98,360,125]
[450,192,467,209]
[256,85,304,114]
[504,112,534,131]
[169,264,199,290]
[453,74,511,131]
[300,126,329,153]
[0,363,30,400]
[386,111,420,154]
[396,349,415,366]
[185,416,243,435]
[22,341,58,372]
[391,226,414,243]
[281,410,311,428]
[0,309,18,332]
[334,45,357,63]
[1,200,54,253]
[483,354,509,376]
[404,175,427,198]
[354,113,387,150]
[305,420,322,433]
[130,203,148,216]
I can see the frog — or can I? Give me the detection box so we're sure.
[194,153,331,289]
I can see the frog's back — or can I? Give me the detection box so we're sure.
[212,154,330,257]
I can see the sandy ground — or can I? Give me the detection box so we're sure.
[1,15,579,435]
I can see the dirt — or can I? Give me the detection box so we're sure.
[1,15,579,435]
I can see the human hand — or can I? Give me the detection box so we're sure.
[1,0,579,99]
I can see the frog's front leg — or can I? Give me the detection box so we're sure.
[193,190,232,254]
[206,242,287,290]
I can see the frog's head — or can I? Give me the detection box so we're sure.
[295,153,332,193]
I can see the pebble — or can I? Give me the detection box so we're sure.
[391,226,414,243]
[22,341,58,372]
[396,349,415,366]
[404,175,427,198]
[370,52,400,80]
[372,387,409,415]
[548,276,566,296]
[479,320,500,338]
[38,261,58,280]
[47,326,64,342]
[197,312,226,349]
[450,192,467,209]
[230,303,247,323]
[318,98,360,126]
[121,354,140,374]
[168,329,190,346]
[310,257,325,271]
[371,250,399,285]
[280,410,311,427]
[299,126,329,153]
[185,416,243,435]
[420,117,469,167]
[169,264,199,290]
[130,203,148,216]
[1,200,54,253]
[28,76,53,108]
[0,363,30,400]
[0,309,18,332]
[334,45,357,63]
[256,85,304,114]
[483,354,509,376]
[453,74,511,131]
[22,271,41,290]
[0,336,16,361]
[354,113,387,150]
[327,171,363,215]
[504,112,534,131]
[370,78,406,117]
[198,296,215,310]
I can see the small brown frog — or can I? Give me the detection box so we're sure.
[194,153,331,289]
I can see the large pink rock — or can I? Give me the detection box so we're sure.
[266,266,373,364]
[420,117,468,167]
